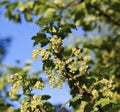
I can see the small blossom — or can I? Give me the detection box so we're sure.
[84,55,91,62]
[92,89,98,98]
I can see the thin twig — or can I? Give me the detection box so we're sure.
[65,65,84,95]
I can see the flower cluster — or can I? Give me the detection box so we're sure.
[9,80,21,97]
[42,51,50,61]
[100,78,115,98]
[46,70,64,88]
[8,74,22,97]
[8,72,45,98]
[31,96,43,111]
[44,46,91,88]
[68,62,78,73]
[33,80,44,90]
[32,48,44,60]
[72,47,82,57]
[32,48,50,61]
[32,35,92,91]
[50,36,62,53]
[66,47,90,77]
[20,95,43,112]
[20,99,29,112]
[54,58,66,72]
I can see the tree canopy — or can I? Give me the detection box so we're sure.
[0,0,120,112]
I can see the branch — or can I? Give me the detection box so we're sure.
[65,65,84,96]
[89,3,120,26]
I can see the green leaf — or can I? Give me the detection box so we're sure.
[0,1,9,6]
[43,102,55,112]
[43,59,55,70]
[5,11,13,20]
[13,13,21,23]
[84,103,93,112]
[41,95,51,100]
[110,1,120,11]
[9,94,21,100]
[32,33,50,47]
[60,23,76,30]
[6,2,18,11]
[63,47,72,57]
[82,93,92,102]
[94,98,115,107]
[35,14,61,26]
[34,5,47,15]
[40,27,51,33]
[25,13,32,22]
[60,23,76,33]
[8,66,22,73]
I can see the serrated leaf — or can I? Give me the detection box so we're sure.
[32,33,50,47]
[60,23,76,33]
[35,14,61,26]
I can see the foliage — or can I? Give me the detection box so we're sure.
[0,37,11,62]
[0,0,120,112]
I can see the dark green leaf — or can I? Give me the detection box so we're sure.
[43,102,56,112]
[0,1,9,6]
[32,33,50,47]
[5,11,13,20]
[13,13,21,23]
[60,23,76,30]
[110,2,120,11]
[43,59,55,70]
[82,93,92,102]
[84,103,94,112]
[41,95,51,100]
[35,14,61,26]
[60,23,76,33]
